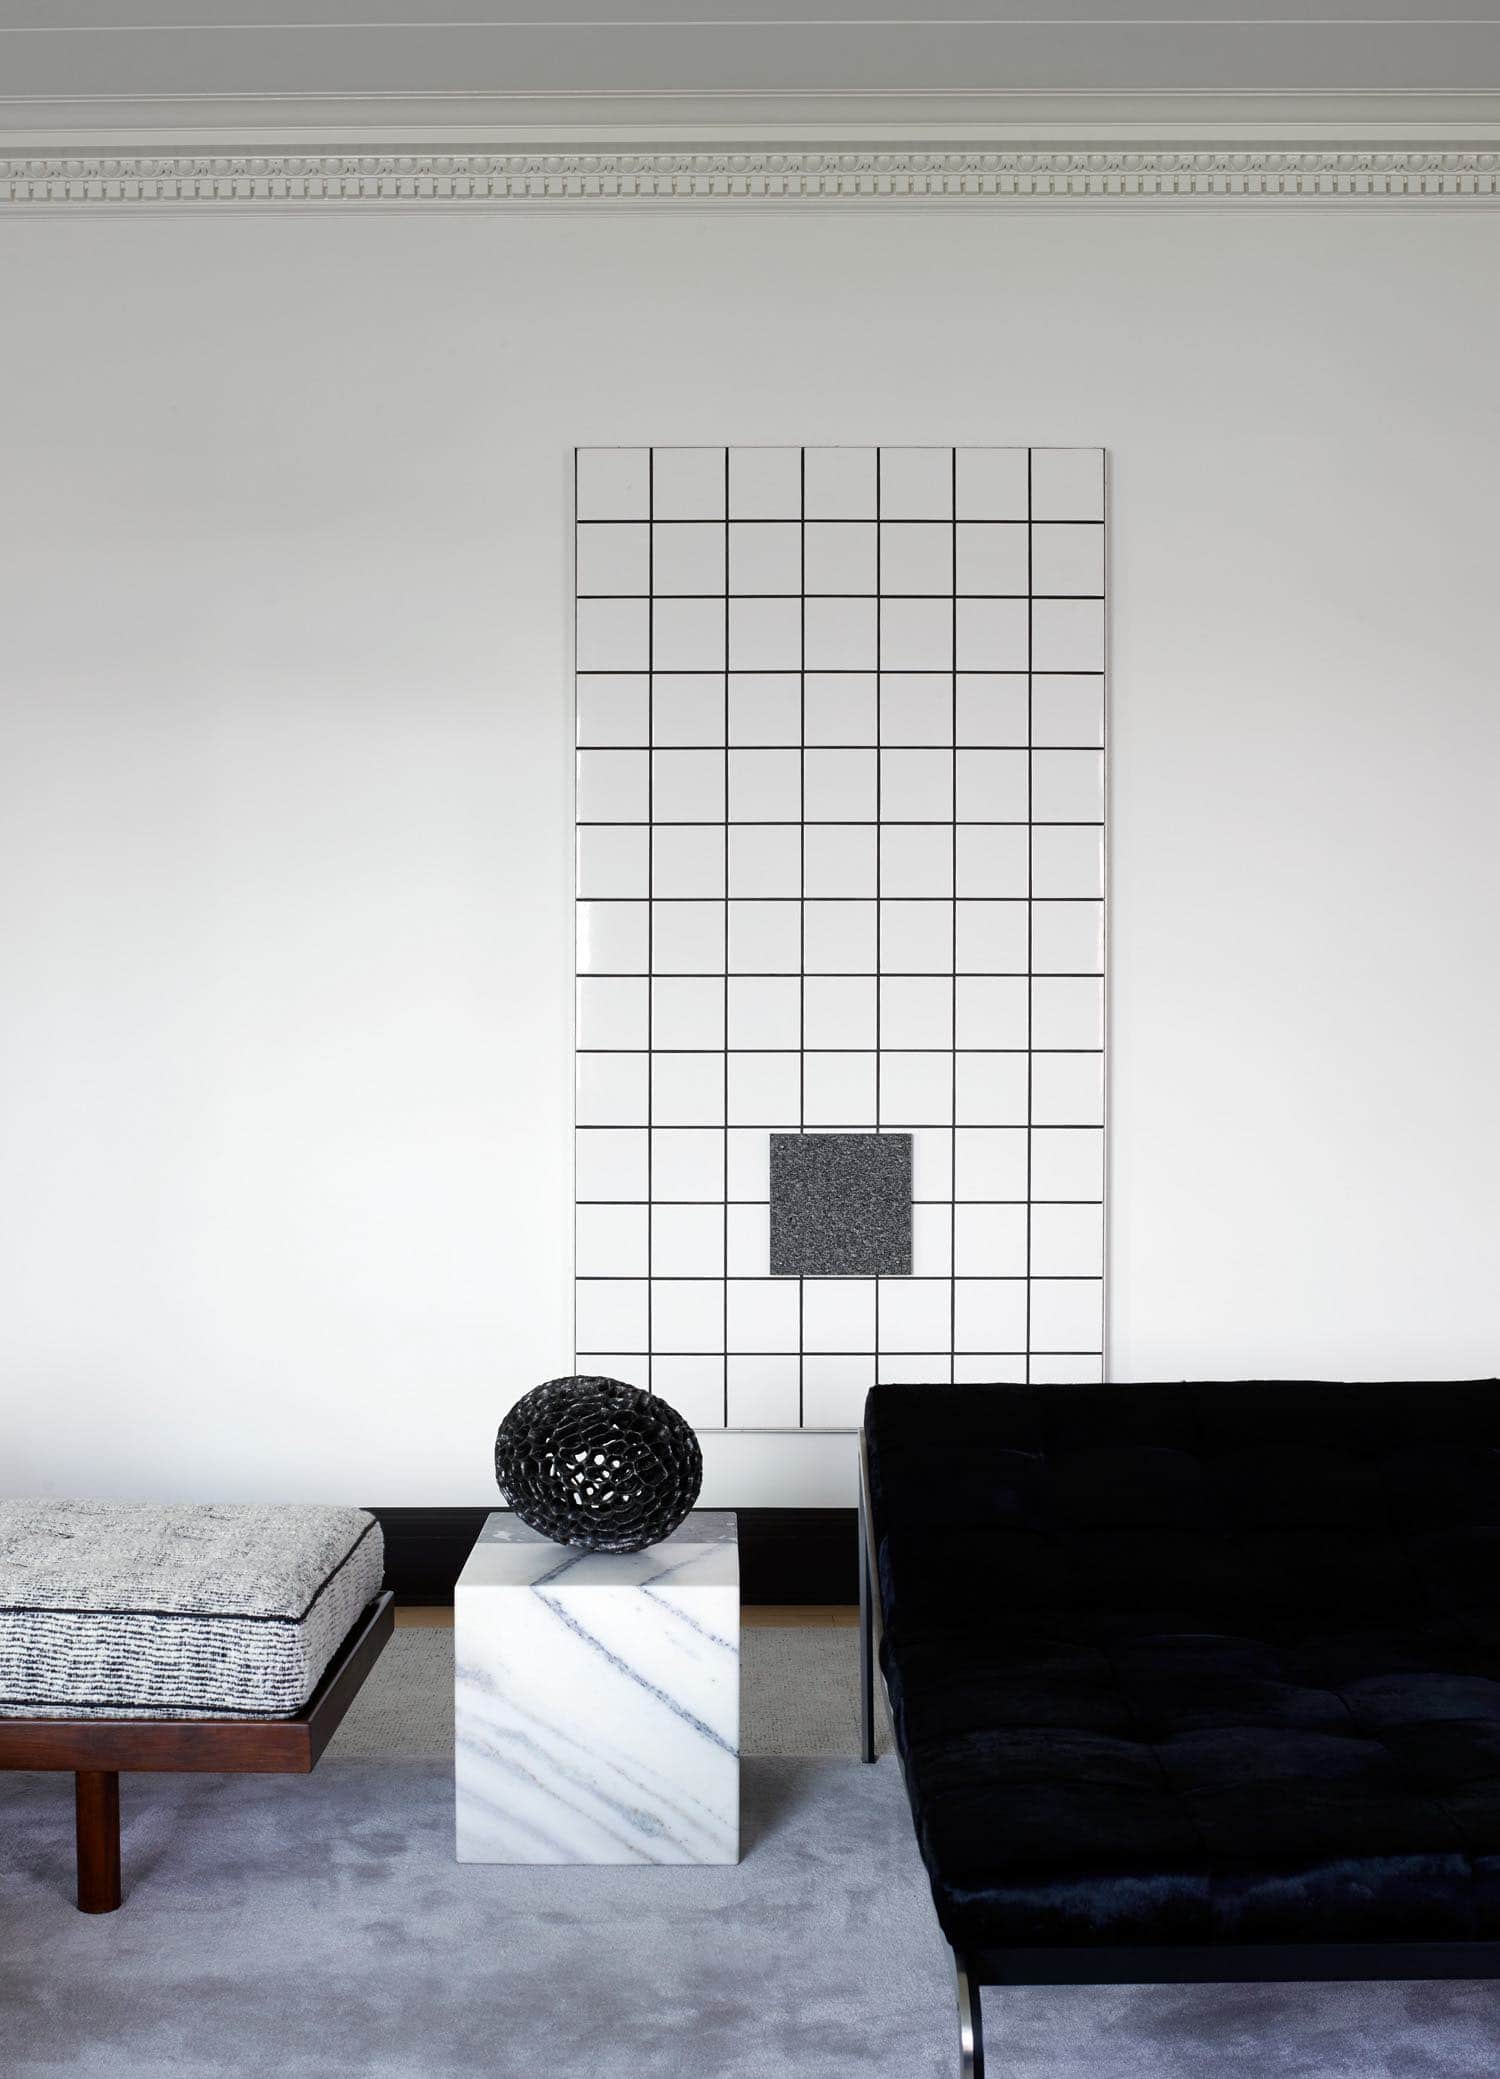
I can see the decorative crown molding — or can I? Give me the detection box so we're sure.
[6,142,1500,208]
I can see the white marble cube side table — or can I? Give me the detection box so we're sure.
[455,1509,739,1865]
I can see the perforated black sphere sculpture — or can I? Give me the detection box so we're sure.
[494,1375,703,1553]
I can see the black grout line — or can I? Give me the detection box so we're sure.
[722,449,730,1427]
[645,447,655,1395]
[949,447,958,1381]
[1024,448,1034,1386]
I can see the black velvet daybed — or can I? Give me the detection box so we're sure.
[858,1380,1500,2076]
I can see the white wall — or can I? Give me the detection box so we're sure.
[1,207,1497,1508]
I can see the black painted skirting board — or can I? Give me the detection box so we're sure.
[368,1506,857,1606]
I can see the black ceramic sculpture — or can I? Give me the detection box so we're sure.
[494,1375,703,1553]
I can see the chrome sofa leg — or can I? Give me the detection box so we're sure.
[954,1952,985,2079]
[857,1495,876,1764]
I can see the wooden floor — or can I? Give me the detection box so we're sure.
[394,1604,857,1630]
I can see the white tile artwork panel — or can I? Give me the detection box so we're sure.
[575,447,1106,1433]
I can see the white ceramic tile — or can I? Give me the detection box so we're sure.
[880,598,952,671]
[652,1278,726,1353]
[801,1358,875,1430]
[804,673,877,745]
[653,598,726,672]
[1030,1278,1103,1352]
[729,748,801,821]
[577,899,649,975]
[954,900,1028,974]
[954,1203,1028,1278]
[1032,751,1105,825]
[955,1355,1030,1384]
[879,448,953,520]
[881,748,953,821]
[956,598,1029,671]
[803,824,877,898]
[879,975,952,1048]
[652,1204,726,1278]
[577,824,649,899]
[803,1279,876,1354]
[954,749,1028,822]
[726,1202,770,1276]
[651,900,726,975]
[912,1203,953,1275]
[577,598,650,673]
[954,1052,1029,1127]
[577,448,650,521]
[804,522,877,595]
[577,749,649,824]
[878,1279,953,1352]
[652,448,726,521]
[577,673,649,749]
[1030,1202,1105,1278]
[649,1357,725,1429]
[652,522,725,596]
[954,1127,1028,1200]
[653,748,726,823]
[955,447,1028,521]
[803,975,876,1049]
[1031,976,1104,1050]
[577,522,650,596]
[1032,676,1105,749]
[877,1353,951,1384]
[728,900,801,974]
[575,1355,649,1391]
[881,900,954,975]
[907,1125,955,1202]
[1032,599,1105,673]
[956,975,1029,1049]
[955,1278,1028,1351]
[727,976,802,1049]
[804,900,877,974]
[803,749,877,822]
[726,1355,801,1428]
[728,1050,801,1125]
[804,597,878,671]
[956,675,1029,747]
[726,1128,771,1200]
[729,447,802,519]
[1031,901,1104,975]
[577,1203,650,1278]
[1031,824,1104,898]
[576,1127,649,1202]
[1031,1051,1105,1127]
[575,1278,648,1352]
[955,824,1028,898]
[727,1278,801,1353]
[1030,448,1104,522]
[880,824,952,897]
[879,522,952,595]
[728,673,802,746]
[955,523,1029,596]
[729,823,800,898]
[880,674,953,747]
[730,597,802,672]
[652,976,725,1051]
[652,1128,725,1201]
[1030,1127,1105,1200]
[1032,523,1104,597]
[1029,1353,1105,1385]
[652,825,725,899]
[729,521,801,595]
[651,674,725,748]
[651,1051,726,1127]
[879,1052,953,1126]
[803,1051,877,1126]
[577,976,649,1051]
[803,447,876,520]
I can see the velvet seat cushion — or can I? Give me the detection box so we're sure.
[865,1380,1500,1954]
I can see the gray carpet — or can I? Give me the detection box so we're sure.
[5,1632,1500,2076]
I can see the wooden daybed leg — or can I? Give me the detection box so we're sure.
[75,1769,121,1913]
[954,1951,984,2079]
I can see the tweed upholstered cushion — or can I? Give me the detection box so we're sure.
[0,1500,383,1720]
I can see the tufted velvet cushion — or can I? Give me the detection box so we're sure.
[865,1380,1500,1955]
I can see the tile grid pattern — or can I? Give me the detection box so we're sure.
[575,446,1106,1434]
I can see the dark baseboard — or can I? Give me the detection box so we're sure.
[368,1505,857,1606]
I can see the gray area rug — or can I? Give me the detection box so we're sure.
[5,1631,1500,2076]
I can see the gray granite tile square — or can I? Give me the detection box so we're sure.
[769,1133,912,1278]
